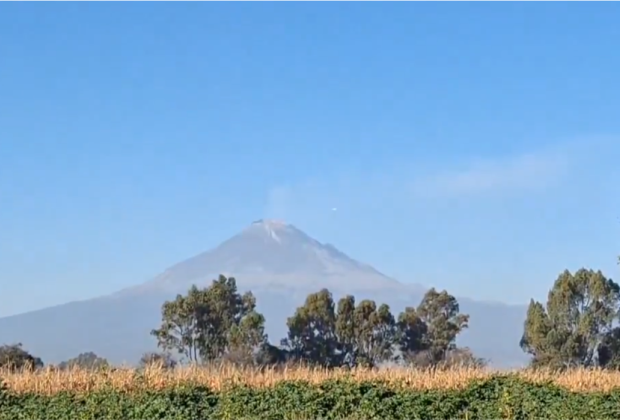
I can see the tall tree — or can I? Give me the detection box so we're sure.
[520,300,558,368]
[150,290,201,363]
[396,289,469,366]
[284,290,397,368]
[416,288,469,364]
[228,310,267,360]
[225,293,268,366]
[396,306,430,364]
[336,298,396,368]
[282,288,339,367]
[521,268,620,369]
[151,275,267,364]
[358,301,397,367]
[335,295,356,366]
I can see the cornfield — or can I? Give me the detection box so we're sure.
[2,364,620,395]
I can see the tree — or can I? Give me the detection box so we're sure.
[57,352,109,370]
[334,295,356,366]
[597,327,620,369]
[520,268,620,369]
[282,288,340,367]
[604,254,620,368]
[227,294,267,363]
[395,288,469,367]
[151,275,267,364]
[150,290,201,363]
[335,296,396,368]
[0,343,43,371]
[396,306,429,364]
[196,275,266,361]
[520,300,558,368]
[283,289,397,368]
[415,288,469,364]
[368,303,398,365]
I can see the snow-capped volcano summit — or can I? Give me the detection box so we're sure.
[137,219,405,293]
[246,219,315,244]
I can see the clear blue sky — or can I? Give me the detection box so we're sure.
[1,3,619,316]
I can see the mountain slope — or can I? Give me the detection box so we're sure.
[124,219,408,295]
[0,220,529,367]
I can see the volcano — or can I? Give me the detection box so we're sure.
[0,220,528,367]
[123,219,409,296]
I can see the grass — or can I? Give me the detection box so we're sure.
[3,364,620,395]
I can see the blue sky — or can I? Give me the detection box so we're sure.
[1,3,619,316]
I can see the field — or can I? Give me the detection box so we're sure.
[2,364,620,419]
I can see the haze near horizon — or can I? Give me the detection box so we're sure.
[1,3,619,318]
[0,218,529,366]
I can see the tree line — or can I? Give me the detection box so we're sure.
[2,265,620,371]
[149,275,477,369]
[0,275,477,371]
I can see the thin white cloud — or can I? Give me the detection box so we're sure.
[410,151,570,198]
[262,139,607,222]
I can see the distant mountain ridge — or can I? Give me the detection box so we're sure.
[0,220,529,367]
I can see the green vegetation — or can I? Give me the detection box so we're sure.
[520,268,620,369]
[2,376,620,419]
[145,275,476,369]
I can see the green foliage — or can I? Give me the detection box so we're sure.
[282,288,340,367]
[396,307,428,360]
[145,273,475,369]
[4,376,620,419]
[282,287,470,369]
[395,288,470,367]
[337,298,397,368]
[415,288,470,364]
[521,268,620,369]
[150,275,267,364]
